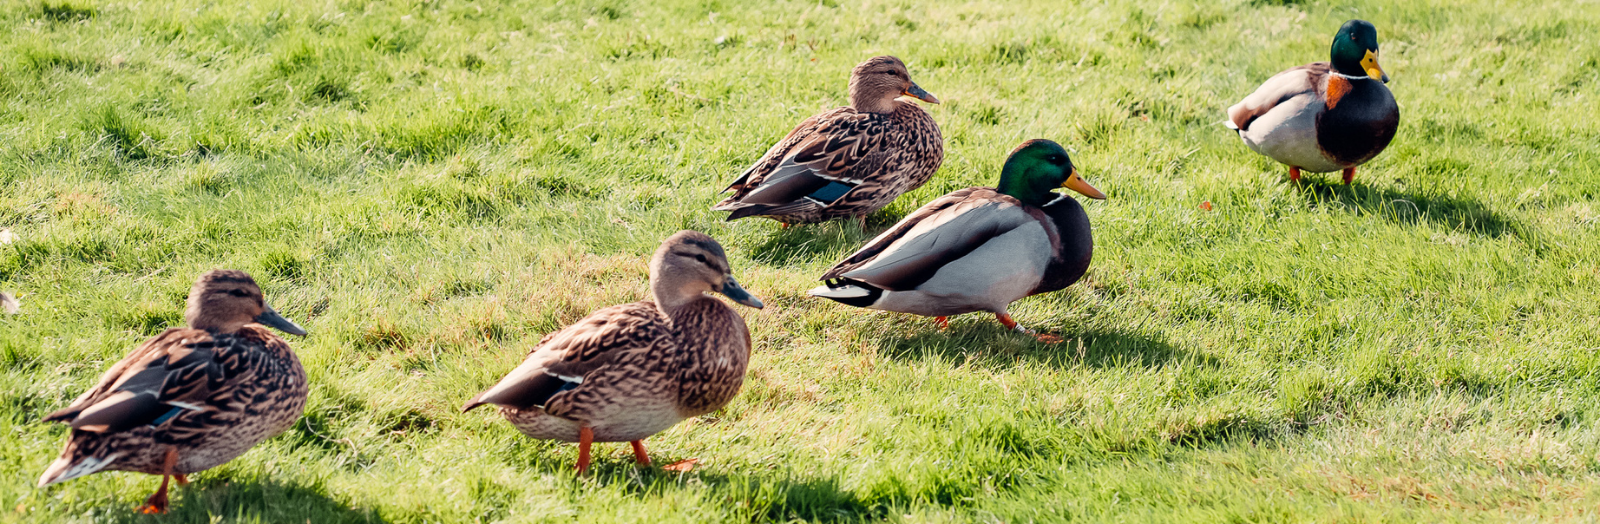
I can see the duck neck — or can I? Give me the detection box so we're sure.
[651,275,708,318]
[996,163,1054,207]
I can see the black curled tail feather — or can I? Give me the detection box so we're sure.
[813,278,883,308]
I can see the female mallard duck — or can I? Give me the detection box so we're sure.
[462,231,763,473]
[38,270,308,514]
[809,139,1104,339]
[714,55,943,228]
[1225,19,1399,184]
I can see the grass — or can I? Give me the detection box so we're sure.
[1,0,1599,521]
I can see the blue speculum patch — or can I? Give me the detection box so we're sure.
[808,181,855,204]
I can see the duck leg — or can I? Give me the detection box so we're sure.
[934,316,949,331]
[174,475,189,486]
[137,447,179,514]
[575,427,594,474]
[995,313,1063,343]
[629,440,651,466]
[855,215,867,230]
[1289,166,1302,182]
[1341,167,1356,185]
[779,222,791,230]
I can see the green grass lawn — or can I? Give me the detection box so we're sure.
[3,0,1599,521]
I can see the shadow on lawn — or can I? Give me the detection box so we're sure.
[872,320,1217,370]
[98,477,383,524]
[594,467,881,523]
[1296,179,1535,242]
[742,210,907,268]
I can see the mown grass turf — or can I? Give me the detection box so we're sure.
[2,0,1599,521]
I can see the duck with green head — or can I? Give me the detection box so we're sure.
[809,139,1105,339]
[1225,19,1399,184]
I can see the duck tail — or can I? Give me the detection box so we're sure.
[807,279,883,308]
[38,439,120,487]
[722,205,770,222]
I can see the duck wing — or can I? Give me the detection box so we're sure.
[1226,63,1329,131]
[717,108,886,214]
[821,188,1037,291]
[44,329,238,434]
[461,301,668,412]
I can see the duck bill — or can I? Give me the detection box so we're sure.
[904,83,940,104]
[255,304,308,336]
[1061,169,1107,200]
[1362,50,1389,83]
[718,276,765,309]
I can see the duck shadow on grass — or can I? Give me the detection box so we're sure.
[743,208,909,267]
[1296,179,1535,242]
[871,321,1218,371]
[99,478,383,524]
[592,467,880,523]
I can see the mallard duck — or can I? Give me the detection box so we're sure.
[809,139,1105,340]
[1225,19,1399,185]
[38,270,308,514]
[714,55,943,228]
[462,231,763,473]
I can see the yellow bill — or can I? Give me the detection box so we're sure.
[1362,49,1389,83]
[1061,169,1106,200]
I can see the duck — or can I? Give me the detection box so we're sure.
[462,230,763,473]
[38,269,308,514]
[714,55,943,228]
[809,139,1105,340]
[1225,19,1399,185]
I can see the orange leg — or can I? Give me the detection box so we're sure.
[174,474,189,486]
[629,440,651,466]
[138,447,179,514]
[1342,167,1356,185]
[994,313,1062,343]
[779,222,791,230]
[576,427,594,474]
[995,313,1023,331]
[1289,166,1302,182]
[934,316,949,331]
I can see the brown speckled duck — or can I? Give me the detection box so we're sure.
[38,270,308,514]
[714,55,943,228]
[462,231,763,473]
[1225,19,1400,185]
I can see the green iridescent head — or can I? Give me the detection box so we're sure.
[996,139,1106,206]
[1331,19,1388,83]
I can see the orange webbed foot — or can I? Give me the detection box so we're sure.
[663,458,700,472]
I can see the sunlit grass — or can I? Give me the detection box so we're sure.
[2,0,1599,521]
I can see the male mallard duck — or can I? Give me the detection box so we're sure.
[38,270,308,514]
[809,139,1104,339]
[462,231,763,473]
[714,55,943,228]
[1225,19,1399,184]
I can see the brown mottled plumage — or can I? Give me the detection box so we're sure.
[714,56,944,226]
[38,270,308,514]
[462,231,763,473]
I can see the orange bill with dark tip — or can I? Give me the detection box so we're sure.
[1062,169,1106,200]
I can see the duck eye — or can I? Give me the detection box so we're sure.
[694,254,708,264]
[228,289,249,297]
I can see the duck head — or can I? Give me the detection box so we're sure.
[996,139,1107,206]
[185,269,307,336]
[1331,19,1388,83]
[649,231,764,311]
[848,55,939,114]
